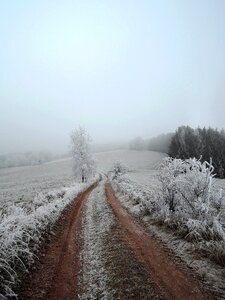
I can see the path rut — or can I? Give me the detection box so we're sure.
[17,179,214,300]
[17,182,98,300]
[105,181,213,300]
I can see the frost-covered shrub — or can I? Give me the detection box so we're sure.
[158,158,213,217]
[110,172,152,217]
[0,177,98,299]
[156,158,225,235]
[109,157,225,266]
[109,161,130,179]
[153,158,225,265]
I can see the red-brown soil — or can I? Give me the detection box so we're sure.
[105,182,214,300]
[17,179,214,300]
[17,182,98,300]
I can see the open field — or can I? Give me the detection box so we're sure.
[0,150,165,207]
[1,149,224,208]
[1,150,225,299]
[0,158,74,207]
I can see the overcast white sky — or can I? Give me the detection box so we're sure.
[1,0,225,154]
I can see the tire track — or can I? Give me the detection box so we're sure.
[79,179,161,299]
[105,181,214,300]
[17,181,98,300]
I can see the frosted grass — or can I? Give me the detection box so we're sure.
[0,176,98,299]
[79,180,115,299]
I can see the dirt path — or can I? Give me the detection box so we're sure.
[78,180,161,299]
[105,181,213,300]
[18,179,214,300]
[17,181,98,300]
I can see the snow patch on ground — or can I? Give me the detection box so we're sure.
[79,180,116,299]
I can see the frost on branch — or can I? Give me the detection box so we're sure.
[110,157,225,266]
[109,160,130,179]
[157,158,218,224]
[152,157,225,265]
[70,127,96,182]
[0,178,98,299]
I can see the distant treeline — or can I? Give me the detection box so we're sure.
[146,133,174,153]
[129,126,225,178]
[169,126,225,178]
[129,133,173,153]
[0,151,54,169]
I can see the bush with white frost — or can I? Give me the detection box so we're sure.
[0,177,98,299]
[156,158,225,236]
[109,162,151,215]
[110,157,225,266]
[109,160,130,179]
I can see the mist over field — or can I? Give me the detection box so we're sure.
[1,0,225,155]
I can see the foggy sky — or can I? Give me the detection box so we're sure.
[1,0,225,154]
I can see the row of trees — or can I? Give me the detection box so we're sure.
[169,126,225,178]
[146,133,173,153]
[129,133,173,153]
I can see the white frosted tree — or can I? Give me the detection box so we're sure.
[70,127,96,182]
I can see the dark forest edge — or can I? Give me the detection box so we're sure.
[169,126,225,178]
[130,126,225,179]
